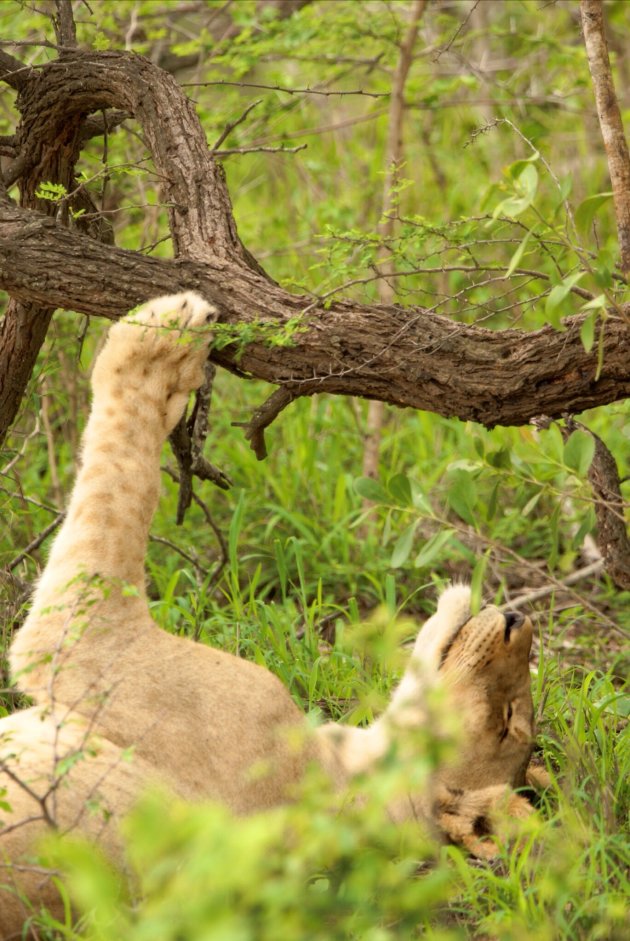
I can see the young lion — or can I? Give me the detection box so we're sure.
[0,294,539,936]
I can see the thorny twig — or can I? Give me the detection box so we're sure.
[7,513,65,571]
[161,465,228,619]
[214,144,307,157]
[211,98,263,153]
[183,79,389,98]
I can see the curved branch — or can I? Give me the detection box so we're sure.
[0,50,33,91]
[13,50,254,265]
[0,46,629,440]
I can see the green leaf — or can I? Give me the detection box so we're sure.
[517,164,539,202]
[35,181,68,202]
[447,469,477,526]
[354,477,388,504]
[558,174,573,202]
[545,422,566,463]
[593,248,615,289]
[545,271,586,327]
[507,153,540,179]
[387,473,412,507]
[390,523,417,568]
[414,528,456,569]
[575,192,613,238]
[505,230,532,278]
[486,447,512,470]
[563,430,595,476]
[495,163,538,218]
[492,195,531,219]
[409,480,432,514]
[522,492,542,516]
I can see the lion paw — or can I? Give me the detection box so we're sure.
[91,293,217,430]
[436,783,534,859]
[128,291,217,334]
[410,584,471,670]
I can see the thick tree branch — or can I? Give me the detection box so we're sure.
[580,0,630,276]
[0,30,86,446]
[0,45,629,446]
[11,51,250,264]
[52,0,77,49]
[0,50,33,91]
[1,197,628,429]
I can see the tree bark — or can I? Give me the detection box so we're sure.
[580,0,630,276]
[1,196,628,429]
[0,47,629,444]
[0,27,84,447]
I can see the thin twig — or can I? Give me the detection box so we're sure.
[149,534,205,579]
[8,513,65,571]
[183,79,388,98]
[499,560,605,612]
[214,144,307,157]
[211,99,263,153]
[313,263,594,305]
[0,49,33,90]
[433,0,480,62]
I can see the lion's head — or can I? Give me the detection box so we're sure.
[438,605,535,791]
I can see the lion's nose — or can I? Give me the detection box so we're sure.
[504,611,525,643]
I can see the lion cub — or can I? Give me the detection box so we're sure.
[1,294,538,935]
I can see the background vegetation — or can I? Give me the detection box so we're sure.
[0,1,628,938]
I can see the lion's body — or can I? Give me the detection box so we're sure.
[0,294,538,938]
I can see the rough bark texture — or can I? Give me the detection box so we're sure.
[1,47,629,444]
[584,428,630,590]
[2,195,629,427]
[0,35,85,445]
[580,0,630,275]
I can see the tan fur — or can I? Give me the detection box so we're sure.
[0,294,541,937]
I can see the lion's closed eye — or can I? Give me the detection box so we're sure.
[499,703,513,742]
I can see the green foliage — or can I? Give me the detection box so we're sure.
[43,774,455,941]
[31,666,630,941]
[212,315,308,359]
